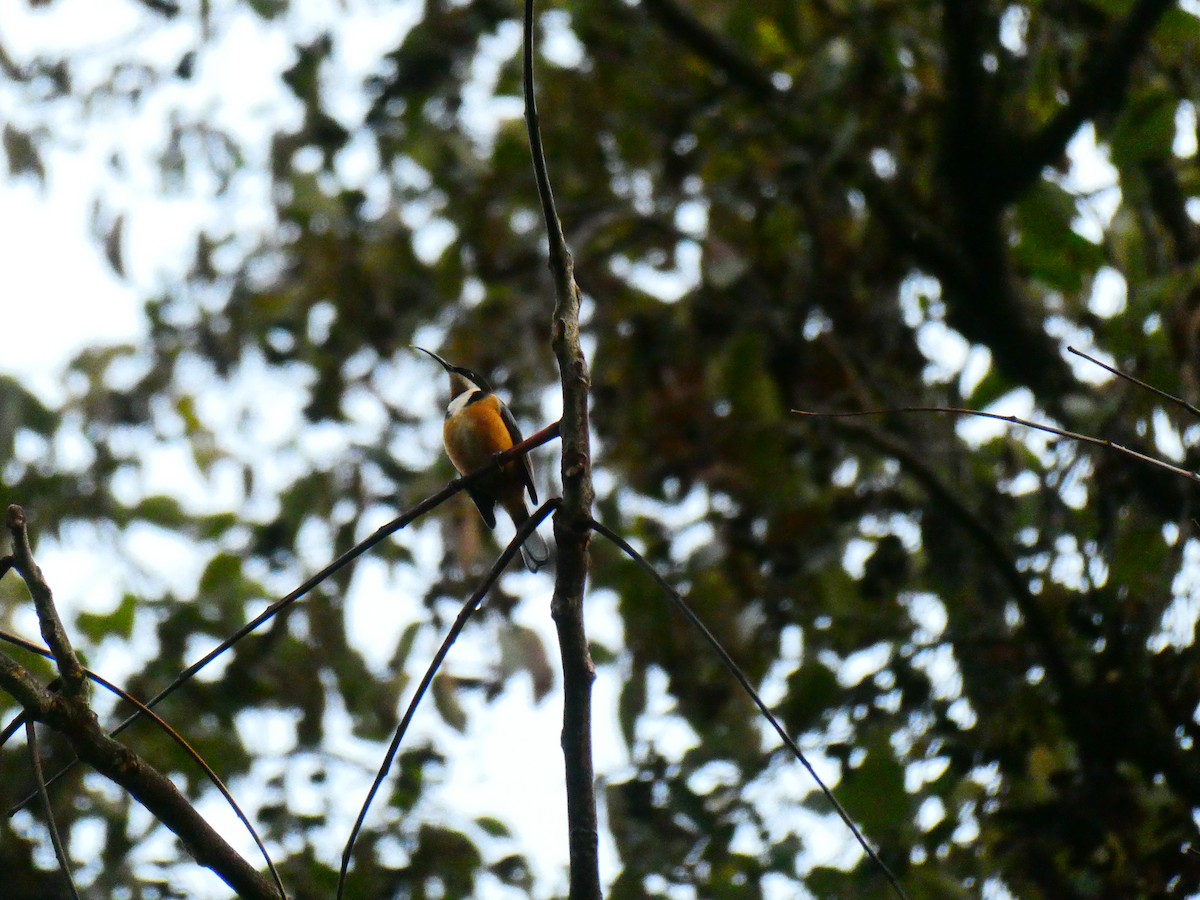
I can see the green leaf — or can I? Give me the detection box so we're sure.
[498,623,554,700]
[76,594,138,642]
[433,675,468,732]
[1078,0,1134,15]
[780,660,839,733]
[197,552,243,598]
[1013,182,1105,291]
[2,123,44,182]
[130,495,186,529]
[834,737,911,836]
[490,854,534,889]
[475,816,510,838]
[1109,88,1179,166]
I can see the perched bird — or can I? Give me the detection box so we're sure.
[414,346,550,573]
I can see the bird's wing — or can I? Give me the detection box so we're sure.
[466,485,497,529]
[499,401,538,505]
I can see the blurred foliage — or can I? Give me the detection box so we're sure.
[3,0,1200,897]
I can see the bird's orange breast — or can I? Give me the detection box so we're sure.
[443,393,515,476]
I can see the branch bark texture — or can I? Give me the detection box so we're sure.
[524,2,601,898]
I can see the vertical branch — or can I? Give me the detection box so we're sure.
[7,505,85,696]
[523,2,601,898]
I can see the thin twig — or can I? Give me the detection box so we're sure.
[337,499,560,899]
[0,629,286,898]
[1067,345,1200,418]
[0,710,26,748]
[794,406,1200,484]
[590,518,910,900]
[25,719,81,900]
[524,0,569,274]
[7,506,86,696]
[9,421,560,816]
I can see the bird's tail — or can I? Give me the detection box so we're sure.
[506,499,551,573]
[520,528,551,573]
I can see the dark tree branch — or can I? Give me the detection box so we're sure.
[24,719,80,900]
[1144,157,1200,262]
[999,0,1178,202]
[939,0,993,184]
[935,1,1077,396]
[0,653,279,899]
[0,629,285,897]
[337,500,560,900]
[590,519,911,900]
[640,0,778,101]
[7,506,85,697]
[524,3,601,897]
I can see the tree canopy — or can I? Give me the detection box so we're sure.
[3,0,1200,897]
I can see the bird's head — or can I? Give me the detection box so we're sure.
[412,346,492,398]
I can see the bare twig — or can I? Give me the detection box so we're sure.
[0,629,285,898]
[794,406,1200,484]
[337,500,560,899]
[0,709,26,748]
[524,2,601,897]
[1067,345,1200,418]
[25,719,81,900]
[10,420,560,814]
[589,518,911,900]
[6,506,85,697]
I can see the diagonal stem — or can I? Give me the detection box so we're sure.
[25,719,81,900]
[590,517,910,900]
[337,499,560,899]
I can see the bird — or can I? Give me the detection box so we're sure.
[414,346,550,573]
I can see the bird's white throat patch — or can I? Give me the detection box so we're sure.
[446,388,480,417]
